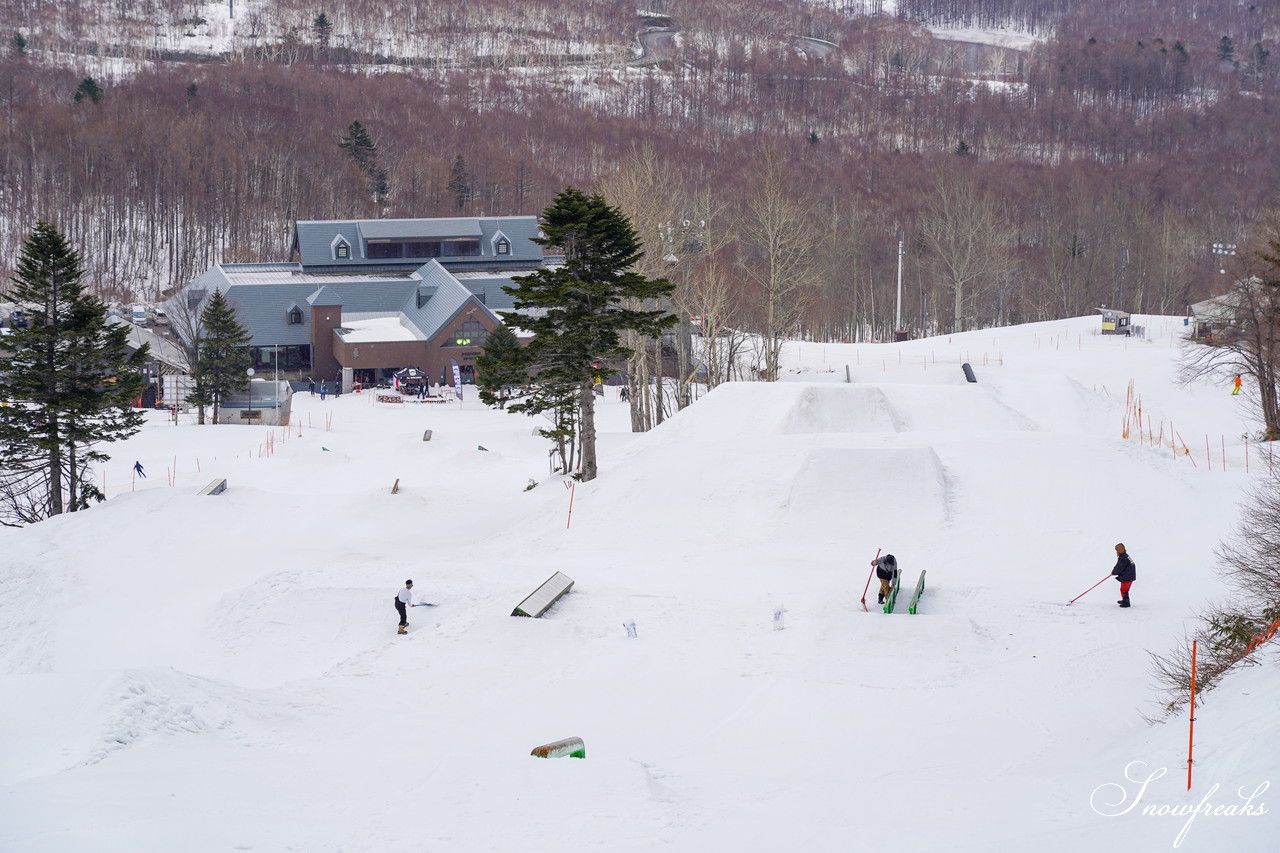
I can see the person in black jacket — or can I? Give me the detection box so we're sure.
[872,554,899,605]
[1111,543,1136,608]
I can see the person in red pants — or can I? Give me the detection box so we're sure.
[1111,544,1136,608]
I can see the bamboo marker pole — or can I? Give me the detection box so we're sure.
[1187,640,1197,791]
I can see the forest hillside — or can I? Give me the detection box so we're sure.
[0,0,1277,337]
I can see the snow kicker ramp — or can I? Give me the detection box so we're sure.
[585,383,961,544]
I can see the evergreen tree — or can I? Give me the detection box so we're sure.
[73,77,102,103]
[496,187,676,481]
[475,324,526,409]
[191,290,251,424]
[312,13,333,52]
[1218,35,1236,64]
[0,221,147,522]
[339,120,388,206]
[447,154,473,211]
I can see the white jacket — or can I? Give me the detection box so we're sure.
[397,588,413,605]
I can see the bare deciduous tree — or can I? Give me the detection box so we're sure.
[921,166,1015,332]
[739,150,820,381]
[1178,238,1280,439]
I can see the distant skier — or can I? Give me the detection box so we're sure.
[1111,543,1136,608]
[133,460,146,479]
[320,381,327,400]
[1232,375,1242,396]
[308,379,315,396]
[871,554,899,605]
[395,580,414,634]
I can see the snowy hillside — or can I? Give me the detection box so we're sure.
[0,315,1275,852]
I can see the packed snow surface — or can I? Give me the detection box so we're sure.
[1,316,1275,852]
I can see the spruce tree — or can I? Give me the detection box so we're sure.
[191,290,251,424]
[475,324,526,410]
[73,77,102,103]
[0,221,147,522]
[447,154,473,210]
[339,120,389,206]
[312,13,333,51]
[497,187,676,481]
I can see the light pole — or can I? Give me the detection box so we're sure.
[1212,242,1237,275]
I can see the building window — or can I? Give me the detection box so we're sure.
[367,238,482,260]
[496,238,510,255]
[444,317,487,347]
[406,240,442,258]
[366,240,403,259]
[287,307,303,325]
[442,238,481,257]
[336,243,349,259]
[251,345,312,370]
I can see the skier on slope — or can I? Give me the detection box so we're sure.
[871,554,899,605]
[1111,544,1136,608]
[395,580,414,634]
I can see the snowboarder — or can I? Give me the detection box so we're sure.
[133,460,146,479]
[395,580,414,634]
[1112,543,1136,608]
[1232,375,1242,396]
[871,554,898,605]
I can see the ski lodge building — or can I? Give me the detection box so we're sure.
[168,216,544,390]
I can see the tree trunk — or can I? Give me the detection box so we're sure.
[577,380,598,481]
[46,416,63,516]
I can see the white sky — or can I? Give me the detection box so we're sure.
[0,314,1273,851]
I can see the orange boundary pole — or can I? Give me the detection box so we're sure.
[565,481,576,529]
[860,548,881,612]
[1187,640,1197,791]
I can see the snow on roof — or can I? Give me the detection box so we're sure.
[336,316,422,342]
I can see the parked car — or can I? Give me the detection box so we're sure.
[8,310,28,328]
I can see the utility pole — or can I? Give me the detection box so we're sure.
[895,234,905,340]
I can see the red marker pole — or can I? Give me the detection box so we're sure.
[1187,640,1197,791]
[860,548,880,612]
[1067,574,1112,605]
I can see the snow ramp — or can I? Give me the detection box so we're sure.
[787,446,951,538]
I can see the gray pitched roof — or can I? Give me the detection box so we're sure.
[451,271,540,312]
[292,216,543,269]
[168,260,499,348]
[360,219,482,239]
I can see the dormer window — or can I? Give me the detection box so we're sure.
[288,307,303,325]
[336,244,349,258]
[332,236,351,260]
[496,238,510,255]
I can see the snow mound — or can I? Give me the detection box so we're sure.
[788,446,951,536]
[776,385,903,434]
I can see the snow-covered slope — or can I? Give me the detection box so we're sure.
[0,315,1274,852]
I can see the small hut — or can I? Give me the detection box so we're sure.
[393,366,428,393]
[1097,308,1133,336]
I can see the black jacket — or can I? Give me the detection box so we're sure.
[875,555,898,580]
[1112,553,1136,583]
